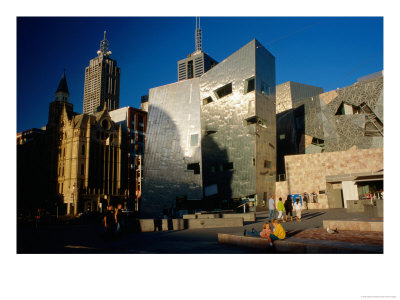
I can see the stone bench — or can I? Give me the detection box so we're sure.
[218,233,272,249]
[218,233,383,253]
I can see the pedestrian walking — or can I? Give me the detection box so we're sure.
[115,203,123,233]
[284,195,293,222]
[293,199,302,222]
[163,205,168,219]
[104,205,116,239]
[303,192,309,209]
[268,195,276,220]
[170,204,177,219]
[277,197,286,222]
[312,191,318,203]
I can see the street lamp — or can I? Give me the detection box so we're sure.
[72,183,76,216]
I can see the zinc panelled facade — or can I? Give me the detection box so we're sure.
[142,79,203,216]
[142,39,276,216]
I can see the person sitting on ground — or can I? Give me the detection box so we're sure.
[243,222,273,246]
[270,219,286,242]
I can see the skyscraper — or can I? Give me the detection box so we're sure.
[177,17,218,81]
[83,31,120,115]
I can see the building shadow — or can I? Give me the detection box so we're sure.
[201,133,233,211]
[276,105,305,176]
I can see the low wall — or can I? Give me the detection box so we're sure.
[182,214,197,219]
[221,213,256,222]
[187,218,243,229]
[183,212,255,221]
[136,218,243,232]
[364,200,383,218]
[346,199,370,212]
[323,220,383,232]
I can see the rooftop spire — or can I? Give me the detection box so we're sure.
[56,69,69,95]
[195,17,202,52]
[97,31,112,57]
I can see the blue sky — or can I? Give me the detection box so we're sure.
[17,16,383,132]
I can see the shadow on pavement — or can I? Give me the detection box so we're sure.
[301,212,326,220]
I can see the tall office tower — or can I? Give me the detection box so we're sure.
[177,17,218,81]
[83,31,120,115]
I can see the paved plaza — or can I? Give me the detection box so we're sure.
[17,209,382,254]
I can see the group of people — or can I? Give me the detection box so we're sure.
[269,195,303,222]
[244,219,286,246]
[103,203,124,238]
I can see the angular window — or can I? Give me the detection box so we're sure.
[206,130,217,136]
[187,163,200,174]
[203,97,213,105]
[311,137,324,147]
[223,162,234,170]
[246,116,257,125]
[190,134,199,147]
[245,77,255,94]
[279,134,286,140]
[335,102,345,115]
[211,166,216,173]
[264,160,272,169]
[81,145,85,156]
[214,83,232,99]
[81,164,84,175]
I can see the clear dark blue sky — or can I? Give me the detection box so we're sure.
[17,17,383,132]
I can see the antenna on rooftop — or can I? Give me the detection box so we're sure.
[97,30,112,57]
[195,16,202,52]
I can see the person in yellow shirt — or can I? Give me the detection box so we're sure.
[270,219,286,241]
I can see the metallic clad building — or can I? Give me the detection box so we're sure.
[142,79,203,216]
[200,39,276,208]
[276,81,323,114]
[83,31,120,115]
[142,39,276,216]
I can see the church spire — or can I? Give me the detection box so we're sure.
[55,69,69,103]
